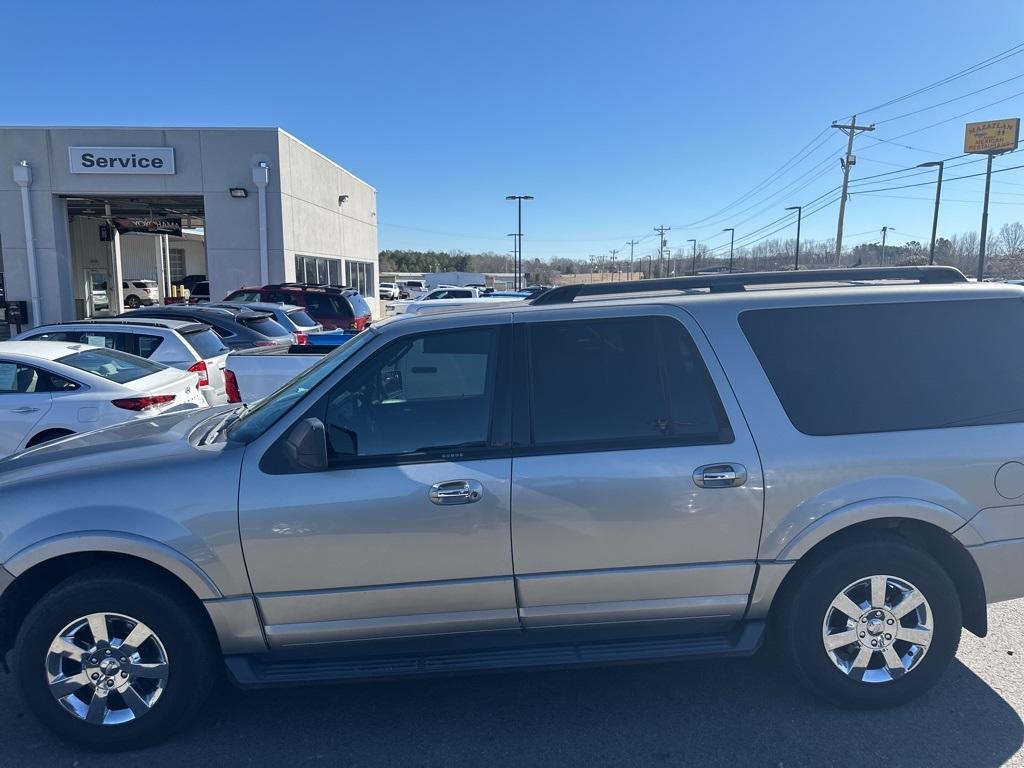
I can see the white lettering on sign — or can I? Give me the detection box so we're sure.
[69,146,175,174]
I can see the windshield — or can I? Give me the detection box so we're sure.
[56,348,166,383]
[227,329,376,442]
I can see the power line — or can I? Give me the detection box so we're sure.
[883,87,1024,142]
[873,71,1024,124]
[855,41,1024,116]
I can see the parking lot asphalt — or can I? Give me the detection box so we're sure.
[2,599,1022,767]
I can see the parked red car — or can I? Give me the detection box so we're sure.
[224,284,373,331]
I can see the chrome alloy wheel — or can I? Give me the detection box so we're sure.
[822,575,932,683]
[45,613,169,725]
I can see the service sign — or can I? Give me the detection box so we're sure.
[964,119,1020,154]
[69,146,175,174]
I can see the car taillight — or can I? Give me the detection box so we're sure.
[224,369,242,404]
[294,332,309,345]
[111,394,176,411]
[187,359,210,387]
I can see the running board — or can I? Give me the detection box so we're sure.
[225,621,764,688]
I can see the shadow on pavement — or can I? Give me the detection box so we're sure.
[6,651,1022,767]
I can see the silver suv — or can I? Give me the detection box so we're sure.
[1,266,1022,749]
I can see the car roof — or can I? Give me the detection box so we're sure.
[28,318,206,333]
[0,340,104,361]
[401,275,1024,323]
[125,305,271,320]
[211,301,305,313]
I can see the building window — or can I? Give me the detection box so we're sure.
[168,248,187,283]
[295,255,343,287]
[347,260,376,299]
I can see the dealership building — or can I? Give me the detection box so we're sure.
[0,126,379,333]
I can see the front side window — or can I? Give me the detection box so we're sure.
[526,316,731,449]
[0,362,46,393]
[320,327,500,462]
[740,298,1024,436]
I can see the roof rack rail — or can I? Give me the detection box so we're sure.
[530,266,969,306]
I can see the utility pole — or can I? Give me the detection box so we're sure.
[626,240,638,280]
[978,154,995,280]
[917,161,944,265]
[609,248,620,281]
[786,206,802,270]
[687,239,697,275]
[722,228,735,273]
[880,226,891,265]
[832,115,875,261]
[506,195,533,289]
[654,225,671,278]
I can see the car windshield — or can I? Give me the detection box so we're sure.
[56,348,166,383]
[228,329,376,442]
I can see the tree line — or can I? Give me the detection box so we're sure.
[380,221,1024,284]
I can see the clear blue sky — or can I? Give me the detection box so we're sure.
[4,0,1024,262]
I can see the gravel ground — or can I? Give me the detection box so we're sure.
[1,599,1022,767]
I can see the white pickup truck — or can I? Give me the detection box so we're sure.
[226,346,329,401]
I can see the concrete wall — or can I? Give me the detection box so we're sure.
[0,126,379,325]
[277,131,379,314]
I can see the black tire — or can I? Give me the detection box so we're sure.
[125,295,141,309]
[25,429,74,449]
[777,536,961,709]
[14,568,218,750]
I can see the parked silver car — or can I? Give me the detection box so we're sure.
[1,266,1023,749]
[17,318,235,406]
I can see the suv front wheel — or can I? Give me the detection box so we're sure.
[14,568,217,750]
[778,536,962,708]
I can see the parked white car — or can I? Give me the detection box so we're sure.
[122,279,160,309]
[17,318,234,406]
[0,340,207,457]
[385,287,483,316]
[378,282,400,300]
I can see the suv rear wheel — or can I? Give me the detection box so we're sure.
[778,537,961,708]
[14,569,217,750]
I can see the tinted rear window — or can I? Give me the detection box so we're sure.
[56,348,165,384]
[133,281,156,289]
[286,309,318,328]
[739,298,1024,436]
[305,292,353,318]
[241,316,291,338]
[183,328,229,358]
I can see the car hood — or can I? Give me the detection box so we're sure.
[0,405,236,482]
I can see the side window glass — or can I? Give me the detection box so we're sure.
[0,362,45,394]
[527,316,731,448]
[136,334,164,358]
[322,327,499,461]
[265,291,291,304]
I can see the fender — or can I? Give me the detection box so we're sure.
[775,497,980,562]
[3,531,223,600]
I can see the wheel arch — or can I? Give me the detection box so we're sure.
[25,428,76,449]
[769,517,987,637]
[0,549,220,661]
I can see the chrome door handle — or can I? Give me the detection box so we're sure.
[693,464,747,488]
[10,407,40,414]
[429,479,484,505]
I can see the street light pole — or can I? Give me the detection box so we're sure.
[687,239,697,275]
[505,195,534,289]
[722,228,735,273]
[917,161,944,265]
[786,206,802,270]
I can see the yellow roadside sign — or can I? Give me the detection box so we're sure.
[964,118,1020,154]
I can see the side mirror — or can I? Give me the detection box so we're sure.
[283,417,328,472]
